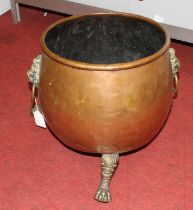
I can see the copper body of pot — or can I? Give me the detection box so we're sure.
[39,13,173,154]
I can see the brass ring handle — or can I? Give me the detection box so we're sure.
[169,48,180,98]
[27,55,42,109]
[173,73,179,96]
[31,82,36,107]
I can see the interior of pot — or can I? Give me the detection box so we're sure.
[45,15,166,64]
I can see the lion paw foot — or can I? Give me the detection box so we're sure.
[94,188,111,203]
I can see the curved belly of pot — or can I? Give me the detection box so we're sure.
[38,52,173,154]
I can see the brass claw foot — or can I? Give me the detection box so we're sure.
[94,153,119,203]
[95,188,111,203]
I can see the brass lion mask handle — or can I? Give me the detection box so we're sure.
[27,54,42,109]
[169,48,180,97]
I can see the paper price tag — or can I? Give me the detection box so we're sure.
[32,106,46,128]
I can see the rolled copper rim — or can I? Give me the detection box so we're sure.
[41,13,170,71]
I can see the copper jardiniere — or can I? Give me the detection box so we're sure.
[28,13,180,202]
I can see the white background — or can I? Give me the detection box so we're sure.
[1,0,193,30]
[0,0,11,15]
[70,0,193,30]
